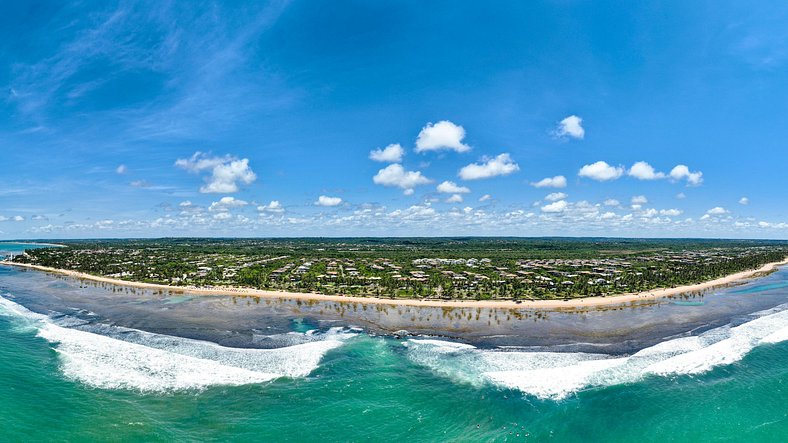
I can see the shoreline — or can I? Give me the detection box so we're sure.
[0,242,66,248]
[1,258,786,310]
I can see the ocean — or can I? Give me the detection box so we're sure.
[0,243,786,442]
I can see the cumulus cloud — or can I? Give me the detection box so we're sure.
[209,196,248,212]
[631,195,648,205]
[669,165,703,186]
[531,175,567,188]
[258,200,284,213]
[545,192,568,202]
[315,195,343,207]
[604,199,620,206]
[659,208,683,217]
[373,164,431,194]
[541,200,568,213]
[578,161,624,181]
[436,181,470,194]
[415,120,470,153]
[739,197,749,205]
[458,153,519,180]
[175,152,257,194]
[676,192,687,199]
[369,143,404,163]
[553,115,585,139]
[446,194,463,203]
[758,221,788,229]
[628,161,665,180]
[479,194,491,202]
[706,206,729,215]
[116,164,127,174]
[641,208,658,217]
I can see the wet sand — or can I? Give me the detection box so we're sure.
[2,262,788,351]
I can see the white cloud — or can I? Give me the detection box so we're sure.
[458,153,519,180]
[545,192,568,202]
[316,195,343,207]
[578,161,624,181]
[258,200,284,213]
[659,209,683,217]
[601,211,617,219]
[175,152,257,194]
[631,195,648,205]
[369,143,404,163]
[479,194,491,202]
[373,164,431,194]
[603,199,620,206]
[213,212,232,220]
[209,196,248,212]
[706,206,729,215]
[415,120,470,153]
[676,192,687,199]
[531,175,567,188]
[116,164,127,174]
[641,208,658,217]
[179,200,194,208]
[758,221,788,229]
[541,200,568,213]
[436,181,470,194]
[446,194,463,203]
[553,115,584,139]
[628,161,665,180]
[669,165,703,186]
[739,197,749,205]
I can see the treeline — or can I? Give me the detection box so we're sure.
[13,239,787,301]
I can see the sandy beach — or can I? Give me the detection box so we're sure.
[2,258,786,310]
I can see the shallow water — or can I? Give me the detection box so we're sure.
[1,243,787,441]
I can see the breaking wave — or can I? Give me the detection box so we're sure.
[0,295,352,393]
[405,303,788,400]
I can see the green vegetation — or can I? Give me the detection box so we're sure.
[10,238,788,301]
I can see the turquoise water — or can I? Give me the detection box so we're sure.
[0,242,53,255]
[1,247,787,441]
[1,301,786,442]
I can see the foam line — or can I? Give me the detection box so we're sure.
[0,295,351,392]
[406,303,788,400]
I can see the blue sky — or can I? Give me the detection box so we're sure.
[1,1,786,239]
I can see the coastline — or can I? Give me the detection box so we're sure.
[1,258,786,310]
[0,242,66,248]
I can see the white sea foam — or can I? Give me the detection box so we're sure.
[0,295,351,392]
[406,304,788,400]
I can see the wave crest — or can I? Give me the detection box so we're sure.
[406,304,788,400]
[0,295,351,392]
